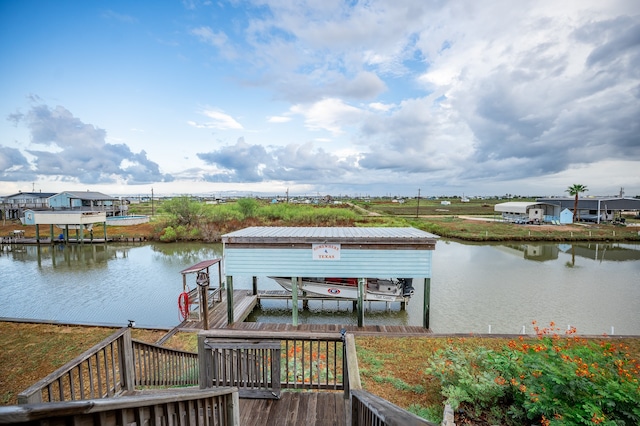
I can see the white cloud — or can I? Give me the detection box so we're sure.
[191,26,227,48]
[267,116,291,123]
[189,109,244,130]
[291,98,363,135]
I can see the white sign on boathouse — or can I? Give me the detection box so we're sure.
[312,243,341,260]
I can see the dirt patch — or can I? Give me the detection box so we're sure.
[0,321,171,406]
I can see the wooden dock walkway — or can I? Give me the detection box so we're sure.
[158,286,431,344]
[228,321,432,336]
[171,289,258,331]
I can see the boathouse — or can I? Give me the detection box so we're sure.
[21,209,107,243]
[221,226,439,327]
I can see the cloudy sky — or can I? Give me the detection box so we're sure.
[1,0,639,198]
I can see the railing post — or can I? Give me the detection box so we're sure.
[344,332,361,400]
[17,389,42,405]
[341,329,348,399]
[227,390,240,426]
[119,328,135,392]
[198,333,212,389]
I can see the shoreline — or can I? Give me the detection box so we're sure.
[2,317,639,339]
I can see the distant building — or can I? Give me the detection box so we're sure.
[495,197,640,224]
[536,197,640,223]
[1,191,57,220]
[494,201,554,223]
[49,191,128,217]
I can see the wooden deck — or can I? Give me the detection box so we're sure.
[228,321,432,336]
[157,287,430,345]
[239,391,348,426]
[173,289,258,331]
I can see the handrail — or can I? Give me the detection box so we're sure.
[17,328,200,405]
[1,387,239,425]
[199,329,345,396]
[17,327,133,404]
[131,338,199,387]
[343,331,437,426]
[351,389,437,426]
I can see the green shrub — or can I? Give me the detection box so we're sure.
[427,323,640,425]
[236,198,259,218]
[160,226,177,242]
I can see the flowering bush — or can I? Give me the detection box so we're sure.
[427,322,640,425]
[282,343,332,385]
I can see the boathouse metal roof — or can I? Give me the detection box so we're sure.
[222,226,438,246]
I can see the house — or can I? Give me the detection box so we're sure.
[1,191,57,220]
[48,191,128,217]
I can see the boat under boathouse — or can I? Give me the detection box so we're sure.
[221,226,439,328]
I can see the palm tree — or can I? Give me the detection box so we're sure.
[566,184,588,222]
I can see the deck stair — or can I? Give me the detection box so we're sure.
[1,327,437,426]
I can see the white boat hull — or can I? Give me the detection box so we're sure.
[269,277,414,302]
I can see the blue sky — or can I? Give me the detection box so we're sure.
[1,0,639,198]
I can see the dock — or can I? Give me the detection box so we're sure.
[158,286,430,346]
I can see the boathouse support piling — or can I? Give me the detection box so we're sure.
[292,277,299,326]
[423,278,431,329]
[357,278,365,327]
[226,276,234,325]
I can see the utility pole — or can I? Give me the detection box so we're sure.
[151,188,154,216]
[416,188,421,218]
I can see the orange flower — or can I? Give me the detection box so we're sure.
[494,376,507,385]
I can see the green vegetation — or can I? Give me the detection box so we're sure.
[151,197,359,242]
[124,195,640,243]
[357,332,640,426]
[427,323,640,425]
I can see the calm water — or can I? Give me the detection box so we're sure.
[0,241,638,335]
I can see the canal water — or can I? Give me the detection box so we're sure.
[0,241,638,335]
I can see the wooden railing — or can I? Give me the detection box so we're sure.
[0,387,239,425]
[198,329,345,398]
[17,328,134,404]
[132,339,199,387]
[351,389,436,426]
[17,327,199,404]
[343,333,436,426]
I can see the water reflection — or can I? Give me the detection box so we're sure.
[497,242,640,262]
[0,241,638,335]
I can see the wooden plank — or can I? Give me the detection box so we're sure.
[303,393,318,425]
[265,392,291,426]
